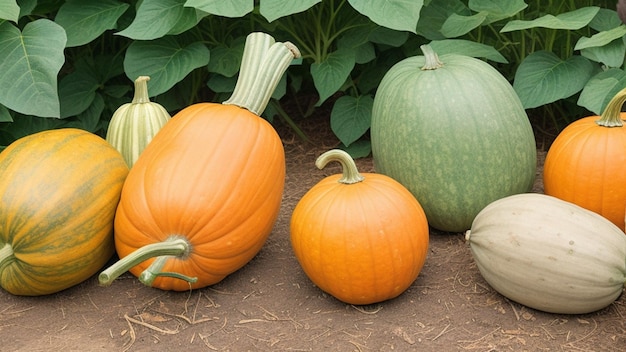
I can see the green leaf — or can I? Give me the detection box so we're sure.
[578,68,626,115]
[124,37,210,97]
[67,93,105,132]
[207,42,244,77]
[310,48,355,105]
[341,139,371,159]
[429,39,508,63]
[55,0,130,47]
[184,0,253,17]
[348,0,423,33]
[0,0,19,22]
[330,95,373,147]
[441,11,488,37]
[468,0,527,24]
[0,105,12,122]
[207,74,237,93]
[574,25,626,51]
[117,0,199,40]
[260,0,321,23]
[580,38,625,68]
[513,51,595,109]
[501,6,600,32]
[59,69,100,118]
[417,0,469,40]
[0,20,66,118]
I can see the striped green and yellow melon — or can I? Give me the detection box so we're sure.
[371,45,536,232]
[0,128,128,295]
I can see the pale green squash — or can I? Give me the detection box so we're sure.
[371,45,536,232]
[466,193,626,314]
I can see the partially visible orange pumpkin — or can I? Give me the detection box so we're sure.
[543,87,626,231]
[290,149,430,305]
[99,32,300,291]
[0,128,128,295]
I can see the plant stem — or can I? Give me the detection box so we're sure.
[131,76,151,103]
[316,149,364,184]
[596,87,626,127]
[139,255,198,287]
[223,32,301,116]
[98,237,192,286]
[420,45,444,70]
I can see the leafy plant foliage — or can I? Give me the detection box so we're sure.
[0,0,623,155]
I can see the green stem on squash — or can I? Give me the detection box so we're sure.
[138,255,198,287]
[420,44,444,71]
[131,76,151,104]
[98,237,195,286]
[596,87,626,127]
[223,32,301,116]
[315,149,364,184]
[0,243,14,273]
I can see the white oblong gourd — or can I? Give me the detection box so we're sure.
[466,193,626,314]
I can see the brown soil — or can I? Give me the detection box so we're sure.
[1,115,624,352]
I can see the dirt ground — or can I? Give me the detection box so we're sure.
[1,114,625,352]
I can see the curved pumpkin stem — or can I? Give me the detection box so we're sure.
[596,87,626,127]
[420,44,444,71]
[131,76,151,104]
[223,32,301,116]
[316,149,365,184]
[98,237,196,287]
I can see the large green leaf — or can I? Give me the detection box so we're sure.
[429,39,508,63]
[501,6,600,32]
[574,25,626,51]
[468,0,527,24]
[348,0,423,33]
[578,68,626,115]
[310,48,355,105]
[440,11,487,37]
[0,0,19,22]
[0,20,66,118]
[513,51,595,109]
[184,0,253,17]
[330,95,373,147]
[124,37,210,96]
[117,0,200,40]
[260,0,321,22]
[55,0,130,47]
[580,38,625,68]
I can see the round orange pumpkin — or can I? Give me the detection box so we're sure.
[290,149,430,305]
[543,87,626,231]
[99,32,300,290]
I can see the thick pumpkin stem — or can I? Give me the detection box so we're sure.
[98,237,194,286]
[316,149,364,184]
[223,32,301,116]
[0,243,14,273]
[596,87,626,127]
[420,44,444,71]
[131,76,151,104]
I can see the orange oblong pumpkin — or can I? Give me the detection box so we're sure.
[543,87,626,232]
[290,149,430,305]
[99,32,301,291]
